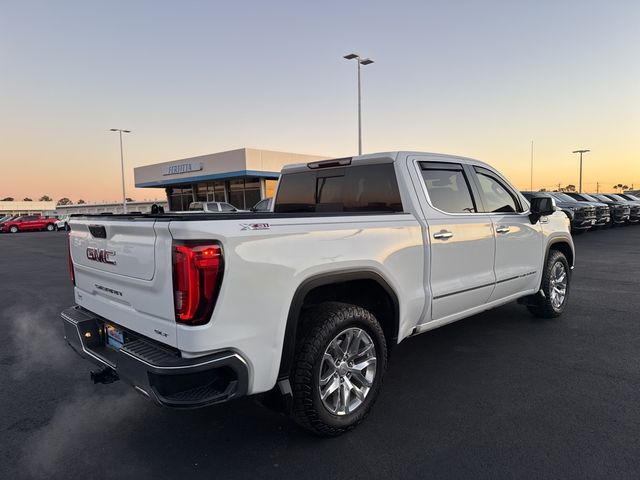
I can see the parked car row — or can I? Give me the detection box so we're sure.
[0,214,70,233]
[521,191,640,234]
[1,198,273,233]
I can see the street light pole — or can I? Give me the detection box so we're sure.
[530,140,534,192]
[572,149,590,193]
[344,53,374,155]
[110,128,131,213]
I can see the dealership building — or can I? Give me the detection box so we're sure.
[0,200,56,216]
[134,148,326,211]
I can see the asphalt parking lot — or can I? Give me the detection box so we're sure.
[1,228,639,480]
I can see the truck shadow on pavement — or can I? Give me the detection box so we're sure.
[14,302,573,480]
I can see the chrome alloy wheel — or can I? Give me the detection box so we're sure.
[549,261,567,309]
[318,327,377,416]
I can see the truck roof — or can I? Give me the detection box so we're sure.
[280,151,494,174]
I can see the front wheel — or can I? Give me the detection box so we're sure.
[9,226,18,233]
[528,250,570,318]
[291,302,387,436]
[46,224,55,231]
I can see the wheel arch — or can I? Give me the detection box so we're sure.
[278,270,400,380]
[546,237,575,269]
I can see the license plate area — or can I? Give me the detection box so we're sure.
[105,323,124,350]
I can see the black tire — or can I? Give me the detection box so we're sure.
[528,250,571,318]
[46,224,54,231]
[9,226,18,234]
[290,302,387,436]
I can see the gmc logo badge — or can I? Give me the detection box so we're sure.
[86,247,117,265]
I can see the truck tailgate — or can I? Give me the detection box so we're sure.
[69,218,178,347]
[71,220,157,279]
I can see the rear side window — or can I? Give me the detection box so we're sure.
[420,163,477,213]
[274,163,403,213]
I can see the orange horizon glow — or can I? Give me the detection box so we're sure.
[2,141,639,204]
[1,1,638,203]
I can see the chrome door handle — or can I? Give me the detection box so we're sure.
[433,230,453,240]
[495,226,510,234]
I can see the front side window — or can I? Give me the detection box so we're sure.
[421,164,477,213]
[219,203,236,212]
[475,169,521,213]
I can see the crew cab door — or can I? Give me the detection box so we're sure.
[469,166,542,300]
[412,159,496,320]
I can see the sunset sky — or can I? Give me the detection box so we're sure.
[1,0,638,203]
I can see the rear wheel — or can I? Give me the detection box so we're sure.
[290,302,387,436]
[46,224,54,231]
[9,226,18,233]
[528,250,570,318]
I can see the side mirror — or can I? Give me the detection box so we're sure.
[529,195,556,224]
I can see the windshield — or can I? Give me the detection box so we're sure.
[592,194,611,202]
[607,194,627,202]
[552,192,577,202]
[624,194,640,201]
[579,194,599,202]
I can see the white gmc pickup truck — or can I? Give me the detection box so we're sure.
[61,151,574,436]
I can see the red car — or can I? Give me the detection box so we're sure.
[1,215,57,233]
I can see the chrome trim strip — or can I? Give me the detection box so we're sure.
[496,271,537,285]
[118,348,248,371]
[411,156,531,218]
[433,271,537,300]
[433,282,494,300]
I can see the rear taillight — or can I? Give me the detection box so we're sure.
[67,233,75,286]
[172,242,224,325]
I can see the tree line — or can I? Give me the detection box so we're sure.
[0,196,135,205]
[0,196,86,205]
[538,183,633,193]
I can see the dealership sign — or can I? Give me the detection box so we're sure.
[162,162,203,176]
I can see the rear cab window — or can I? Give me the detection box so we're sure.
[274,163,403,213]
